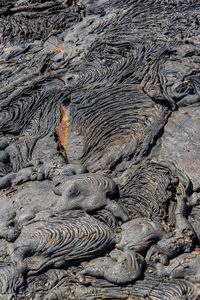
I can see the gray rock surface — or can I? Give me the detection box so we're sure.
[154,105,200,190]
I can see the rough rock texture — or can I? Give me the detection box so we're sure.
[0,0,200,299]
[154,105,200,191]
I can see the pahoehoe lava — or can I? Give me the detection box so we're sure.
[0,0,200,299]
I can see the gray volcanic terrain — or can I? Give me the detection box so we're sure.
[0,0,200,299]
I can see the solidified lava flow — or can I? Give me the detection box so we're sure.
[0,0,200,299]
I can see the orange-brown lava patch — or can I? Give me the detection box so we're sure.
[43,66,51,75]
[44,237,55,246]
[57,106,69,155]
[52,43,64,52]
[192,245,200,254]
